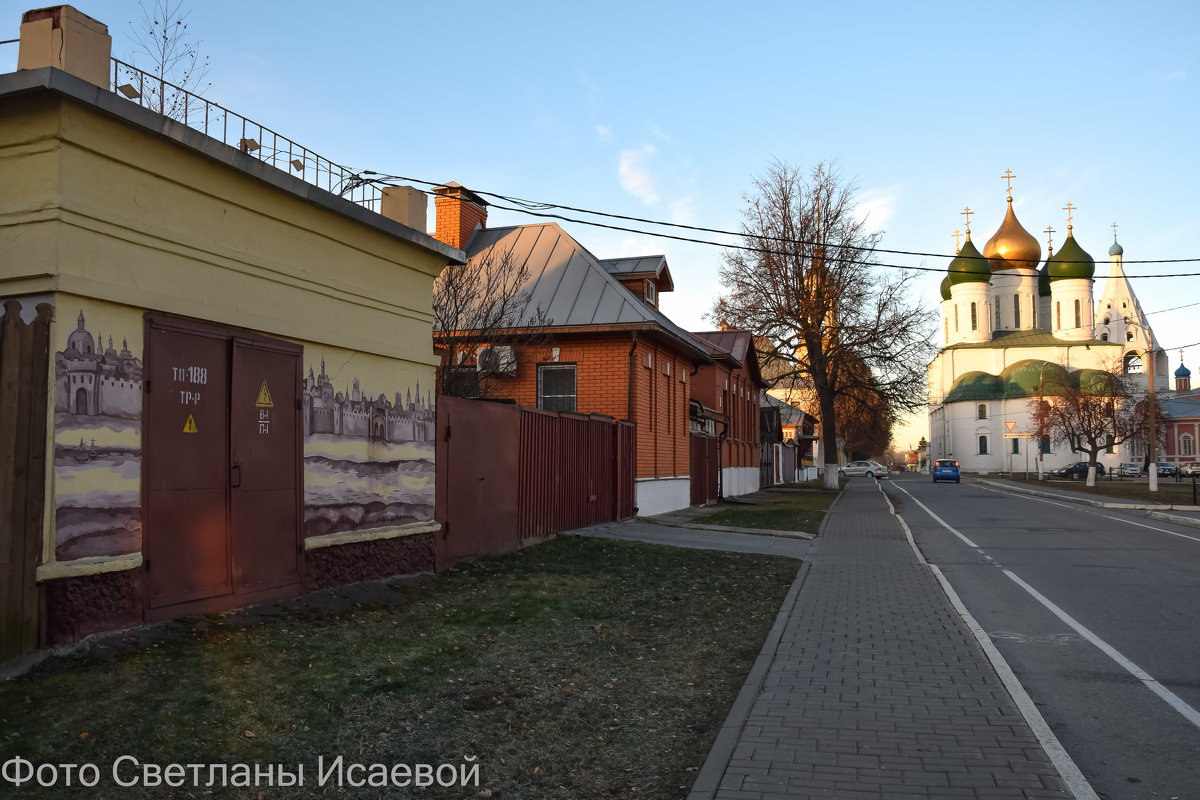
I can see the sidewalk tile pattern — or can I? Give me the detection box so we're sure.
[711,481,1069,799]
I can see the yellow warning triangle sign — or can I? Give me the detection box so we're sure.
[255,379,274,408]
[182,414,198,434]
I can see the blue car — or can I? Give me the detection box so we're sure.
[932,459,960,483]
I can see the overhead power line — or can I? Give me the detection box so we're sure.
[363,172,1200,274]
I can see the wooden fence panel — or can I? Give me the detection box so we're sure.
[1,300,52,661]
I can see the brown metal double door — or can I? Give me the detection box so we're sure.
[145,319,301,614]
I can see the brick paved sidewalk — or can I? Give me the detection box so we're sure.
[689,479,1077,800]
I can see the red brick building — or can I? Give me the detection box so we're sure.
[689,330,767,497]
[431,185,714,515]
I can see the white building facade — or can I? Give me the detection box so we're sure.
[927,194,1167,474]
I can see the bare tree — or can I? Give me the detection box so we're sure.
[1030,365,1163,487]
[714,161,936,488]
[432,246,552,399]
[122,0,211,121]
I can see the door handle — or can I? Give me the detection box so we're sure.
[231,464,242,488]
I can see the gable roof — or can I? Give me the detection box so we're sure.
[462,223,710,362]
[598,255,675,292]
[691,330,765,386]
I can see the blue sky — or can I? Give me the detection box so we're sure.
[3,1,1198,447]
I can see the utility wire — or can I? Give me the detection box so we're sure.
[364,172,1200,269]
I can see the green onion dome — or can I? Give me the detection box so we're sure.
[947,238,991,285]
[1047,233,1095,281]
[1075,368,1121,396]
[1037,260,1051,297]
[1109,240,1123,256]
[940,274,952,300]
[983,200,1041,271]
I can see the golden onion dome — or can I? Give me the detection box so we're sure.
[983,200,1041,271]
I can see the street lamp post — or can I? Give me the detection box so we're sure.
[1126,317,1159,493]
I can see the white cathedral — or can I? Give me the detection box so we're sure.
[927,185,1167,474]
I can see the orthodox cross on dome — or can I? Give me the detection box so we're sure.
[1044,225,1055,251]
[1001,169,1017,201]
[1111,221,1119,241]
[1062,202,1077,233]
[952,229,962,253]
[961,206,974,235]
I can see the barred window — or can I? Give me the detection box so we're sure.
[537,364,577,412]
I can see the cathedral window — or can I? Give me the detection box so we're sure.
[978,435,989,455]
[1127,331,1134,342]
[1182,435,1195,457]
[954,305,959,333]
[1101,334,1108,341]
[1040,436,1051,455]
[1105,434,1115,455]
[1011,437,1020,455]
[995,304,1001,330]
[1124,353,1143,374]
[1013,295,1021,327]
[970,302,977,331]
[977,404,987,420]
[944,318,949,342]
[1056,302,1061,330]
[1074,300,1081,330]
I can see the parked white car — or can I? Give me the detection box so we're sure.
[1180,462,1200,477]
[1117,462,1143,477]
[839,460,888,478]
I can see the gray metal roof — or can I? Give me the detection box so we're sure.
[463,223,711,361]
[1160,392,1200,420]
[692,330,752,365]
[598,255,674,291]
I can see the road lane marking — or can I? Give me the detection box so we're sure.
[896,482,1200,733]
[976,483,1200,545]
[1004,569,1200,730]
[878,483,1100,799]
[892,484,979,547]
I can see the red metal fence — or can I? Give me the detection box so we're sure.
[436,397,635,570]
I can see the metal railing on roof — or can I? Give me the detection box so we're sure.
[109,57,381,212]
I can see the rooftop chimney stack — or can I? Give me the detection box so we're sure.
[18,6,112,89]
[433,182,487,251]
[379,185,428,233]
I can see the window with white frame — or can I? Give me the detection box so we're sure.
[537,364,577,412]
[977,404,987,419]
[1182,434,1195,457]
[643,279,657,306]
[978,435,989,455]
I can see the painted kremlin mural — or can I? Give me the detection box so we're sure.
[302,356,435,537]
[54,308,143,560]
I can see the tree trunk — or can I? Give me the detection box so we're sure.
[819,389,839,490]
[1086,464,1097,487]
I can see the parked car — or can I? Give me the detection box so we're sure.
[839,460,888,478]
[932,459,960,483]
[1053,461,1105,480]
[1156,461,1177,477]
[1180,462,1200,477]
[1117,462,1143,477]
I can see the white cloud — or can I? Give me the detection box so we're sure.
[856,186,899,232]
[595,125,613,144]
[618,144,660,205]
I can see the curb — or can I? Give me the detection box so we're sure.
[687,560,812,800]
[1146,510,1200,529]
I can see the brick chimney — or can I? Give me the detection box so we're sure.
[433,182,487,250]
[18,6,112,89]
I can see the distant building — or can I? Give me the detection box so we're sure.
[302,360,435,443]
[928,182,1168,473]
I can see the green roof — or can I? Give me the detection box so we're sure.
[947,239,991,285]
[940,274,952,300]
[945,371,1003,402]
[944,329,1115,350]
[944,359,1126,404]
[1047,234,1096,281]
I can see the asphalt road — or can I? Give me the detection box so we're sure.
[883,472,1200,800]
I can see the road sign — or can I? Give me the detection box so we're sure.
[1004,421,1017,432]
[1002,432,1034,438]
